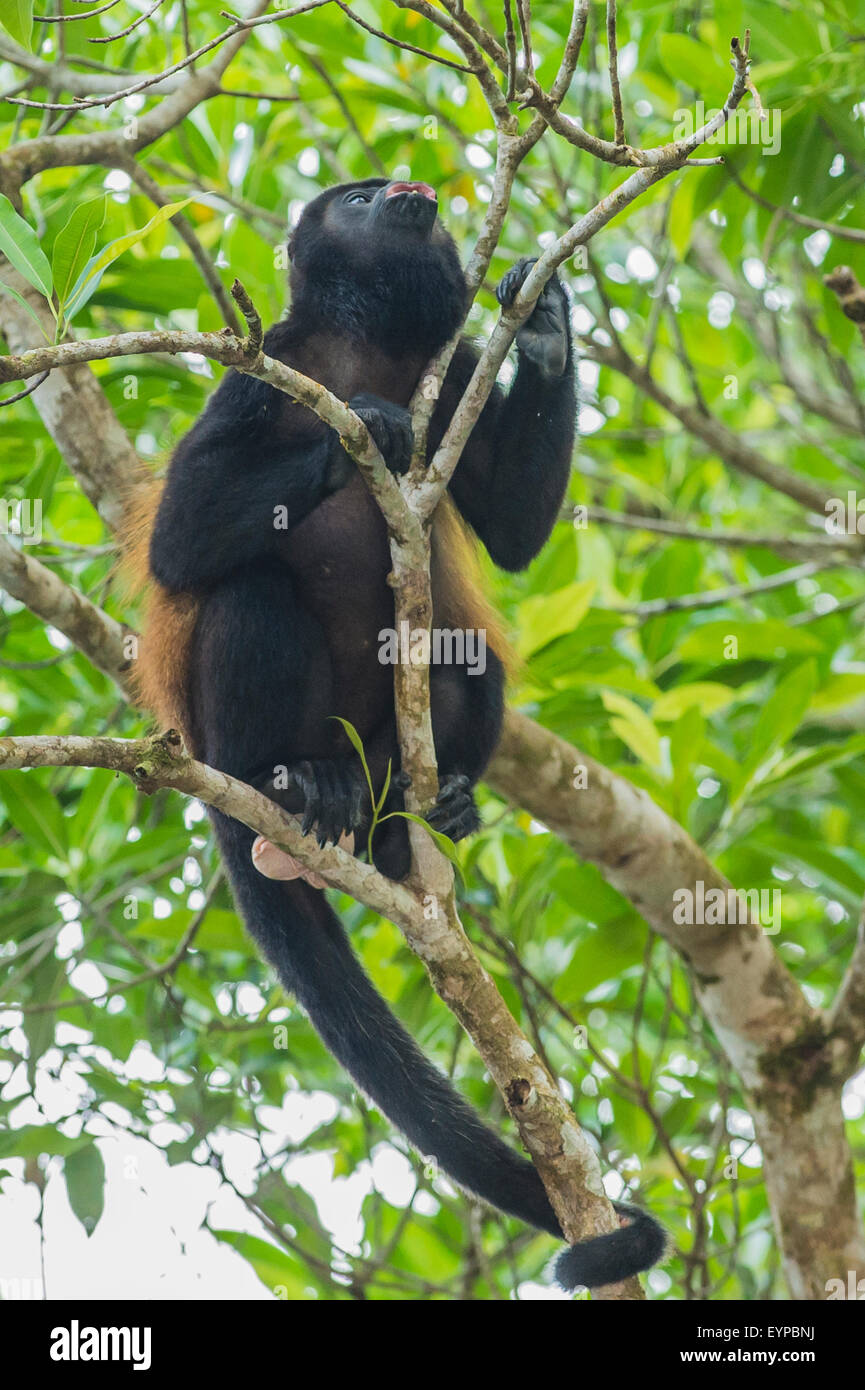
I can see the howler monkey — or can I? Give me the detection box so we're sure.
[129,177,665,1291]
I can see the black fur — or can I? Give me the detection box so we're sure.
[149,177,664,1289]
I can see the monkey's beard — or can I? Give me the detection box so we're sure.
[289,235,468,359]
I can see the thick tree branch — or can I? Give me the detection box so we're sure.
[0,271,145,530]
[0,0,271,186]
[0,536,133,695]
[487,711,865,1298]
[0,302,414,530]
[826,900,865,1081]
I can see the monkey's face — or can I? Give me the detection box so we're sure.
[351,179,440,240]
[288,177,467,355]
[289,178,453,265]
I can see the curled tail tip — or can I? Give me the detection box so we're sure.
[554,1204,668,1293]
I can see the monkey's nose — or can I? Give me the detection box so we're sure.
[385,181,437,202]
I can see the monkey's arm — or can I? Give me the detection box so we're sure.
[150,373,412,594]
[434,261,575,572]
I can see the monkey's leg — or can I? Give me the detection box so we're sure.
[425,648,504,839]
[368,647,505,876]
[189,559,365,847]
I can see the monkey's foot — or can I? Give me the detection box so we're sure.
[425,774,481,842]
[252,832,355,888]
[275,759,366,848]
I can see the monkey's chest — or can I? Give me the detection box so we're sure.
[281,475,396,692]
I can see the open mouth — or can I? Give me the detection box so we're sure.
[384,181,437,202]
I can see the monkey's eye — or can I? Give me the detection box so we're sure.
[344,191,371,204]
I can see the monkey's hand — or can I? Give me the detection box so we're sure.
[496,257,570,379]
[425,773,481,842]
[268,759,366,849]
[348,393,414,476]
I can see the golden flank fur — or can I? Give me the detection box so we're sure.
[119,474,515,743]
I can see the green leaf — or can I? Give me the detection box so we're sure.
[677,619,823,665]
[64,199,191,318]
[754,734,865,796]
[23,955,67,1089]
[0,776,68,860]
[0,194,53,299]
[811,673,865,714]
[602,692,662,770]
[741,660,817,785]
[559,915,646,1000]
[374,758,392,816]
[0,1124,87,1161]
[131,908,248,954]
[668,174,697,260]
[0,279,51,339]
[63,1142,106,1236]
[517,580,595,658]
[383,811,464,882]
[0,0,33,49]
[657,34,731,99]
[670,705,705,794]
[653,683,735,721]
[330,715,375,805]
[52,197,106,313]
[211,1230,312,1299]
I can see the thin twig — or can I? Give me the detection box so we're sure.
[606,0,626,144]
[581,506,855,556]
[0,370,50,408]
[89,0,167,45]
[335,1,479,73]
[33,0,121,21]
[612,559,836,619]
[503,0,517,101]
[515,0,532,77]
[7,0,330,111]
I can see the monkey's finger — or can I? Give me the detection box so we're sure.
[496,256,536,308]
[299,763,321,838]
[433,773,471,803]
[316,761,340,846]
[325,764,349,844]
[337,768,363,834]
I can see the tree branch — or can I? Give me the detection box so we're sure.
[580,506,857,560]
[487,711,865,1297]
[0,535,133,694]
[0,0,271,184]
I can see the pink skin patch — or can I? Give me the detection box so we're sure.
[251,833,355,890]
[385,181,436,202]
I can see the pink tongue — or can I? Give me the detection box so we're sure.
[385,181,437,201]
